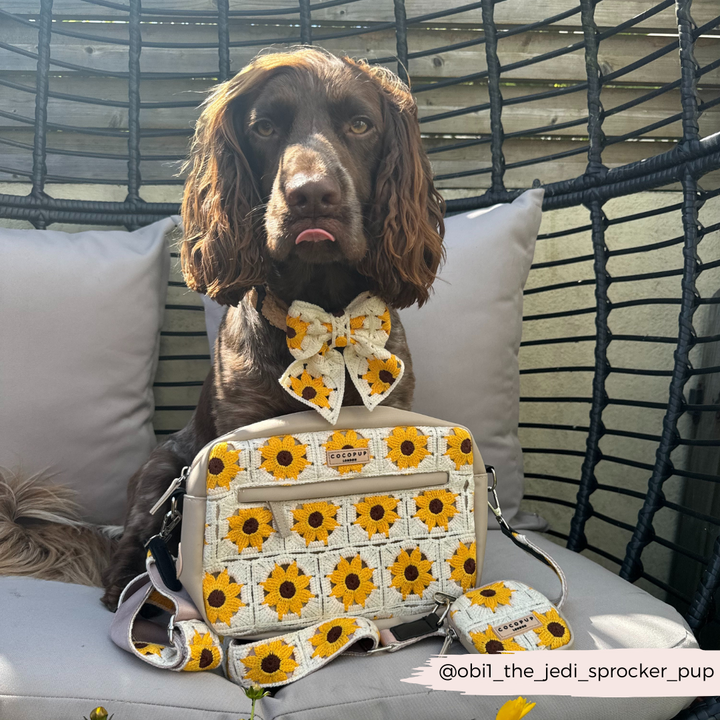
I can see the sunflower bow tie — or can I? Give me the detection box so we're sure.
[278,291,405,424]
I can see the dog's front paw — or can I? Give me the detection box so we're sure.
[100,583,122,612]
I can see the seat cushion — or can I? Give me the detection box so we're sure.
[0,532,695,720]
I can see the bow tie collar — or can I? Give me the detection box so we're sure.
[277,291,405,424]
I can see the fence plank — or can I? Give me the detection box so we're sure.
[3,0,718,31]
[2,74,717,140]
[2,17,719,86]
[5,134,713,190]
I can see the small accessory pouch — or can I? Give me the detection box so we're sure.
[447,471,573,654]
[449,579,573,653]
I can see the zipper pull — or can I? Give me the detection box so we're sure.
[150,466,189,516]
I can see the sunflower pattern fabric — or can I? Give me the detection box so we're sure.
[278,292,405,424]
[449,580,573,653]
[226,616,380,689]
[118,557,226,674]
[200,423,478,637]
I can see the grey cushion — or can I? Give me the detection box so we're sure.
[0,532,695,720]
[0,217,177,525]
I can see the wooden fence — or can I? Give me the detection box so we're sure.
[1,0,719,190]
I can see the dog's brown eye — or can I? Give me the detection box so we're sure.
[349,118,370,135]
[254,120,274,137]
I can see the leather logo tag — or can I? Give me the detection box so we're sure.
[326,448,371,467]
[492,613,542,640]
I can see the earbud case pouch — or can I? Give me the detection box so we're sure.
[448,579,573,653]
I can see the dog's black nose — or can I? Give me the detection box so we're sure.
[286,175,341,216]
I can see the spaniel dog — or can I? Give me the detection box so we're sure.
[102,47,445,609]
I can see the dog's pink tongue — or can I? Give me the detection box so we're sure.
[295,228,335,245]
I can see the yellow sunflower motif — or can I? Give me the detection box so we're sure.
[289,370,332,409]
[533,608,571,649]
[225,506,274,552]
[206,442,242,491]
[285,315,309,351]
[363,356,402,396]
[134,642,164,657]
[148,589,175,613]
[354,495,400,539]
[291,501,340,546]
[260,435,310,481]
[323,429,370,474]
[184,629,222,671]
[389,547,434,600]
[348,314,366,344]
[470,627,525,654]
[448,540,477,591]
[444,427,474,470]
[261,561,314,620]
[386,426,430,469]
[414,489,459,532]
[203,568,245,626]
[328,554,377,610]
[378,308,391,335]
[310,618,359,658]
[241,639,299,685]
[466,581,514,613]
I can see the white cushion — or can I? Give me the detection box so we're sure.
[203,190,544,527]
[0,218,177,525]
[0,531,695,719]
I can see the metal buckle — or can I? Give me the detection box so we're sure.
[159,496,182,541]
[486,465,511,532]
[432,592,455,625]
[150,466,189,516]
[439,627,457,655]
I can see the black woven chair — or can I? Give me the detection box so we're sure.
[0,1,718,717]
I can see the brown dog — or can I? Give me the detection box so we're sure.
[102,47,444,609]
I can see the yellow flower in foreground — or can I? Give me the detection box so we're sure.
[470,626,525,655]
[310,617,359,658]
[261,561,314,620]
[242,639,299,685]
[328,554,377,610]
[225,506,274,552]
[363,355,402,396]
[86,708,111,720]
[206,442,242,491]
[496,697,536,720]
[466,581,514,613]
[292,501,340,545]
[323,429,370,474]
[289,370,332,409]
[203,568,244,626]
[260,435,310,481]
[184,629,222,672]
[389,547,434,600]
[445,427,474,470]
[448,540,477,591]
[533,608,571,649]
[386,426,430,469]
[414,488,459,531]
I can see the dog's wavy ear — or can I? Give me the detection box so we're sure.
[181,72,266,307]
[360,65,445,310]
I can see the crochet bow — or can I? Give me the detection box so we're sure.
[279,291,405,424]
